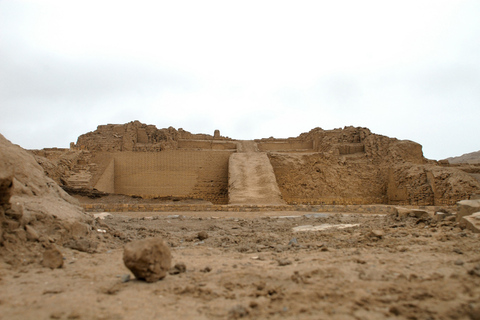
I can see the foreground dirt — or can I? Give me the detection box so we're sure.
[1,211,480,320]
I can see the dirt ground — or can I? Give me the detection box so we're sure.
[1,210,480,320]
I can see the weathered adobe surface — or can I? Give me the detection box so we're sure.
[31,122,480,206]
[0,134,103,266]
[73,120,231,152]
[31,122,234,203]
[268,126,480,206]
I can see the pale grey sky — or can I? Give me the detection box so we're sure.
[1,0,479,160]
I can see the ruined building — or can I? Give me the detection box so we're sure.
[32,121,480,206]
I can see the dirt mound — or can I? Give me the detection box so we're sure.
[0,134,96,267]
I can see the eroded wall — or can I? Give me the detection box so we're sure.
[268,153,387,205]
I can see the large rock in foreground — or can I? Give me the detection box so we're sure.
[123,238,172,282]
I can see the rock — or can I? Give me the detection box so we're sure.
[453,248,463,254]
[25,225,40,241]
[42,248,64,269]
[277,258,292,266]
[228,305,249,319]
[468,263,480,277]
[411,209,430,219]
[395,207,430,220]
[123,238,172,282]
[445,215,457,222]
[395,207,411,219]
[200,266,212,273]
[169,262,187,275]
[434,212,452,221]
[457,199,480,221]
[120,274,131,283]
[93,212,112,220]
[460,212,480,233]
[197,231,209,241]
[368,229,384,239]
[65,239,98,253]
[69,221,90,238]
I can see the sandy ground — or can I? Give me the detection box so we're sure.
[1,210,480,320]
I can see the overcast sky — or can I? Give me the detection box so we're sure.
[1,1,479,160]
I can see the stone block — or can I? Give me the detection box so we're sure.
[457,200,480,221]
[460,212,480,233]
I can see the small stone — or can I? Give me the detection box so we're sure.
[434,212,447,221]
[25,225,39,242]
[277,258,292,266]
[200,266,212,273]
[288,238,298,246]
[197,231,209,241]
[93,212,112,220]
[169,262,187,275]
[120,274,131,283]
[65,239,98,253]
[228,305,249,318]
[468,263,480,277]
[368,229,384,239]
[42,248,64,269]
[123,238,172,282]
[411,209,429,219]
[454,260,464,266]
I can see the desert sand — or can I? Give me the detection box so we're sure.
[1,209,480,320]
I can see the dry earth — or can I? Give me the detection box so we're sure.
[1,210,480,320]
[2,128,480,320]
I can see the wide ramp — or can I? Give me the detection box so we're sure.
[228,141,285,205]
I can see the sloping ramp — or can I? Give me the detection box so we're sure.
[228,141,285,205]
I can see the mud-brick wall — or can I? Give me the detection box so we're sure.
[112,151,232,204]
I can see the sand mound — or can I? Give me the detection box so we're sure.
[0,134,95,266]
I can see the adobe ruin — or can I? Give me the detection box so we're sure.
[32,121,480,207]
